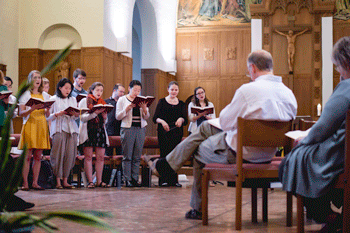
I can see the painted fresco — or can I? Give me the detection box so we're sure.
[334,0,350,20]
[177,0,262,27]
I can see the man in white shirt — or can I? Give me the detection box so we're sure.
[145,50,298,220]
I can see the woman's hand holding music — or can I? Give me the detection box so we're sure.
[175,118,184,127]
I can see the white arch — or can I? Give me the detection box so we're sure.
[38,24,82,50]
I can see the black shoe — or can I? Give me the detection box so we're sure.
[131,180,141,187]
[175,183,182,188]
[185,209,202,220]
[6,195,35,211]
[160,182,169,187]
[319,213,342,233]
[125,181,134,188]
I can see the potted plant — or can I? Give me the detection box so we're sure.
[0,44,116,233]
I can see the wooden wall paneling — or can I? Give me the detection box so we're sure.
[220,30,240,76]
[66,50,81,81]
[81,47,103,93]
[176,33,198,76]
[103,48,115,99]
[18,49,43,85]
[114,53,124,87]
[42,50,56,95]
[272,8,288,26]
[219,77,245,111]
[41,49,82,95]
[141,69,157,138]
[294,75,312,116]
[177,79,198,104]
[241,29,252,71]
[123,55,133,86]
[198,32,220,77]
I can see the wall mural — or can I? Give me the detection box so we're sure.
[334,0,350,20]
[177,0,262,27]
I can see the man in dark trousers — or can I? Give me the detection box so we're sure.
[104,83,125,156]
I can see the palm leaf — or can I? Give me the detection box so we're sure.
[0,43,72,211]
[43,211,117,232]
[40,43,73,77]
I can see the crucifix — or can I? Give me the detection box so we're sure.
[274,28,309,74]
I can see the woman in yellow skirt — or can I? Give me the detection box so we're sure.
[18,70,51,191]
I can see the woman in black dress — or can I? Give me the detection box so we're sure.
[153,81,188,187]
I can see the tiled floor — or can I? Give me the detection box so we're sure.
[17,177,322,233]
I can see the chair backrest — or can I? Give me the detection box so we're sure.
[235,117,293,177]
[299,119,316,131]
[292,116,313,130]
[237,117,293,148]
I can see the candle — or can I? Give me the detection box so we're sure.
[317,103,322,116]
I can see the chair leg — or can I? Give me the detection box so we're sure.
[77,161,83,188]
[235,179,243,230]
[202,170,209,225]
[262,187,268,222]
[297,195,304,233]
[286,192,293,227]
[251,187,258,223]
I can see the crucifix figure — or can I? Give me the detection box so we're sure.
[274,28,309,73]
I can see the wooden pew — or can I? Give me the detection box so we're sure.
[10,134,188,188]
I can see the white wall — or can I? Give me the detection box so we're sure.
[138,0,177,72]
[39,24,82,50]
[104,0,177,72]
[0,0,19,92]
[19,0,104,48]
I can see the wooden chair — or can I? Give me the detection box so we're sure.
[201,117,294,230]
[292,116,313,131]
[299,119,316,131]
[296,111,350,232]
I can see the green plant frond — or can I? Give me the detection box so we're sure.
[40,43,73,77]
[78,210,113,218]
[35,221,57,233]
[0,80,31,174]
[0,212,30,225]
[44,211,117,233]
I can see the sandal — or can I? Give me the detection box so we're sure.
[143,155,160,177]
[21,186,30,191]
[97,182,111,188]
[87,182,95,189]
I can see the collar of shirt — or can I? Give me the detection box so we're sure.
[255,74,282,83]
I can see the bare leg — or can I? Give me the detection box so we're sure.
[32,149,43,188]
[56,177,62,187]
[95,147,105,185]
[83,147,94,183]
[22,149,33,189]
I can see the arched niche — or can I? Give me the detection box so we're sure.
[38,24,82,50]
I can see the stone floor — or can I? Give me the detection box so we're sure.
[16,177,322,233]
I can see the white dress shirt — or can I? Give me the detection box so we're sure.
[220,74,298,163]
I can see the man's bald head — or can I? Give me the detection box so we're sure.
[247,50,273,72]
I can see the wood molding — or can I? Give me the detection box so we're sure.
[18,47,132,98]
